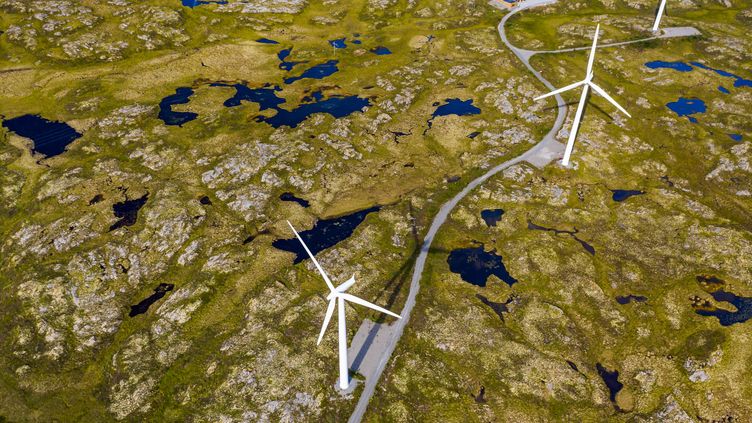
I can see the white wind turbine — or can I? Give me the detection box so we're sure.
[287,221,401,390]
[652,0,668,32]
[534,24,631,167]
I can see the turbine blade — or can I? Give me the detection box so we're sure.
[287,221,336,292]
[653,0,667,32]
[338,297,349,390]
[340,293,401,319]
[317,298,336,345]
[534,80,586,101]
[562,84,590,166]
[588,82,631,117]
[586,24,600,76]
[336,275,356,293]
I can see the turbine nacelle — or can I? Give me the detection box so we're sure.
[532,24,631,166]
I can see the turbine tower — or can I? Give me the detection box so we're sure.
[653,0,668,32]
[287,221,401,390]
[534,24,631,167]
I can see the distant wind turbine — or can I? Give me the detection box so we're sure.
[653,0,668,32]
[534,24,631,167]
[287,221,401,390]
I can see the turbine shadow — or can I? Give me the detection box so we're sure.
[541,100,579,113]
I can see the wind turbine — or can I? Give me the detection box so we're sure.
[534,24,631,167]
[287,221,401,390]
[652,0,667,32]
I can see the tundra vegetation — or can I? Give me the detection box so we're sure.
[0,0,750,421]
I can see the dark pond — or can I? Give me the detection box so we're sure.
[476,293,512,321]
[2,114,82,158]
[611,189,644,202]
[480,209,504,227]
[129,283,175,317]
[474,386,487,403]
[427,98,481,129]
[213,82,369,129]
[666,97,706,123]
[352,39,362,45]
[280,192,310,208]
[718,86,730,94]
[644,61,693,72]
[616,294,647,305]
[596,363,623,404]
[109,193,149,231]
[273,206,381,263]
[370,46,392,55]
[277,48,305,71]
[243,229,269,245]
[284,60,339,84]
[690,62,752,88]
[89,194,104,205]
[182,0,227,7]
[467,131,480,139]
[158,87,198,126]
[528,220,595,256]
[256,38,279,44]
[447,246,517,287]
[199,195,212,205]
[695,290,752,326]
[211,83,286,109]
[728,134,742,142]
[329,38,347,49]
[261,94,370,129]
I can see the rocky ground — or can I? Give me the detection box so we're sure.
[0,0,750,421]
[0,0,548,421]
[367,0,752,421]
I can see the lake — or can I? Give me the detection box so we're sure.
[695,290,752,326]
[284,60,340,84]
[158,87,198,126]
[2,114,82,158]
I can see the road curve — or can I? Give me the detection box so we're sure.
[348,1,701,420]
[347,1,567,422]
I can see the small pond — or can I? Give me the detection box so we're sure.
[615,294,647,305]
[596,363,624,405]
[666,97,706,123]
[447,246,517,287]
[611,189,644,202]
[480,209,504,227]
[370,46,392,55]
[129,283,175,317]
[273,206,381,263]
[427,98,481,129]
[110,193,149,232]
[280,192,310,208]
